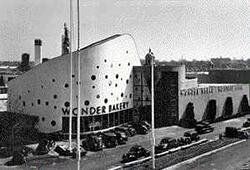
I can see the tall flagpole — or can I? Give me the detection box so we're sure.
[151,54,155,169]
[68,0,73,152]
[77,0,81,162]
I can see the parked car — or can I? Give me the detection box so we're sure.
[184,131,200,141]
[140,121,151,130]
[122,124,136,136]
[121,145,150,163]
[177,137,191,146]
[115,126,131,137]
[102,132,118,148]
[132,123,149,135]
[237,130,249,139]
[243,120,250,127]
[225,127,249,139]
[195,121,214,134]
[81,134,103,151]
[155,137,178,154]
[111,130,128,145]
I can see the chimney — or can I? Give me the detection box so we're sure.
[34,39,42,65]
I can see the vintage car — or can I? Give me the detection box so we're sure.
[243,119,250,128]
[225,127,249,139]
[155,137,178,154]
[102,132,118,148]
[121,145,150,163]
[81,133,103,151]
[184,131,200,141]
[132,123,149,135]
[121,124,136,136]
[195,121,214,134]
[111,129,128,145]
[115,126,132,137]
[177,136,192,146]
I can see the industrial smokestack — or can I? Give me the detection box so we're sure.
[34,39,42,65]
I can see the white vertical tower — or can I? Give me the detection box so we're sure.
[34,39,42,65]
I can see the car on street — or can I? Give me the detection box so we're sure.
[121,145,150,163]
[177,136,191,146]
[81,133,103,151]
[155,137,179,154]
[243,119,250,127]
[102,132,118,148]
[115,126,132,137]
[195,121,214,134]
[121,124,136,136]
[111,130,128,145]
[132,123,149,135]
[225,126,249,139]
[184,131,200,141]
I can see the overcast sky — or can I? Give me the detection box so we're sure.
[0,0,249,61]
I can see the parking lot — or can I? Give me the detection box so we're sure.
[0,115,249,170]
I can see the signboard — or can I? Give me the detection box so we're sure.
[62,101,129,116]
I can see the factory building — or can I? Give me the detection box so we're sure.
[7,34,250,134]
[8,34,141,133]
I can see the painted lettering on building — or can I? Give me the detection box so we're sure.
[180,84,244,97]
[61,101,129,116]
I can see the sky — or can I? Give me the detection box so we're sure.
[0,0,249,61]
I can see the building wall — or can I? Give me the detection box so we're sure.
[133,65,179,127]
[179,84,250,121]
[7,34,141,133]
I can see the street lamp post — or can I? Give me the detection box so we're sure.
[68,0,73,152]
[151,54,155,169]
[77,0,81,163]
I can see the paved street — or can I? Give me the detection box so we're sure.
[173,138,250,170]
[0,115,249,170]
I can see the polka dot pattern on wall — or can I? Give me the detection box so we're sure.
[85,100,90,106]
[91,75,96,80]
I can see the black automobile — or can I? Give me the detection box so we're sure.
[102,132,118,148]
[155,137,178,154]
[121,124,136,136]
[115,126,132,137]
[177,137,191,146]
[132,123,149,135]
[243,120,250,128]
[224,126,249,139]
[195,121,214,134]
[81,134,103,151]
[140,121,151,130]
[111,130,128,145]
[184,131,200,141]
[121,145,150,163]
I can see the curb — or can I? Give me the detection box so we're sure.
[108,139,208,170]
[156,138,208,157]
[163,139,246,170]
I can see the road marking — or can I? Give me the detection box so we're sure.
[163,139,246,170]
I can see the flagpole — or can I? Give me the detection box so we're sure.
[77,0,81,162]
[151,54,155,169]
[68,0,73,152]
